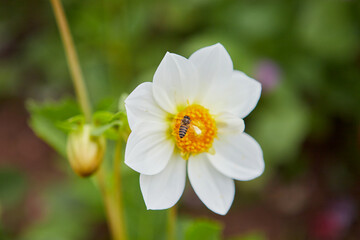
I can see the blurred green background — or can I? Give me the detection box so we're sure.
[0,0,359,239]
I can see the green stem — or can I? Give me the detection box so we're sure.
[50,0,92,122]
[96,167,127,240]
[167,206,177,240]
[50,1,127,239]
[113,140,127,239]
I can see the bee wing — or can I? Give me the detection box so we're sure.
[191,124,202,135]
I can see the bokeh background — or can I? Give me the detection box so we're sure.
[1,0,360,239]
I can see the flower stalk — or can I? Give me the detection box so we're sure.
[50,0,91,121]
[167,206,177,240]
[113,140,127,239]
[96,166,127,240]
[50,1,127,239]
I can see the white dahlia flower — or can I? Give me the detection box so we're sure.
[124,43,264,215]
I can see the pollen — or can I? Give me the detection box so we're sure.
[172,104,217,159]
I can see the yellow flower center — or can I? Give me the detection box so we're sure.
[172,104,217,159]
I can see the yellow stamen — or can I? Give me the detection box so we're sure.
[172,104,217,159]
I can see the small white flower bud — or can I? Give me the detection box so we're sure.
[66,124,105,177]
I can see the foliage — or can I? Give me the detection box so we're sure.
[185,220,222,240]
[27,99,80,157]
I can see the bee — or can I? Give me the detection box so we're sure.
[179,115,191,138]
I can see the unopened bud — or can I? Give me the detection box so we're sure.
[66,124,106,177]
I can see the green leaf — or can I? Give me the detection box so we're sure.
[27,99,81,157]
[185,220,222,240]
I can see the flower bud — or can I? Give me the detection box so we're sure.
[66,124,105,177]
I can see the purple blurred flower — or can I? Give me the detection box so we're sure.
[310,198,356,240]
[255,59,281,92]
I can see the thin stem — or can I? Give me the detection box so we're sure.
[50,0,92,121]
[50,1,127,239]
[96,167,126,240]
[113,140,127,239]
[167,206,177,240]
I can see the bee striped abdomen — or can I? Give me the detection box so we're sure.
[179,115,191,138]
[179,125,190,138]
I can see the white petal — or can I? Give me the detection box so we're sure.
[199,70,262,116]
[208,132,264,181]
[189,43,233,108]
[216,112,245,135]
[189,43,233,86]
[125,122,174,175]
[125,82,167,130]
[153,52,199,114]
[188,154,235,215]
[226,71,262,118]
[140,153,186,210]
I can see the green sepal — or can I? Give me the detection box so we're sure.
[91,110,129,140]
[91,120,122,139]
[56,115,85,133]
